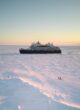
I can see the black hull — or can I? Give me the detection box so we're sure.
[19,49,61,54]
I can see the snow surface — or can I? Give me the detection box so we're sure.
[0,45,80,110]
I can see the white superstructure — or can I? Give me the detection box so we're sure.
[30,41,59,51]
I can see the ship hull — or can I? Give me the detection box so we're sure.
[19,49,61,54]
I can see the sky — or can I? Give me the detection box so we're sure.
[0,0,80,45]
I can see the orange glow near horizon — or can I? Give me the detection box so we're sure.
[0,31,80,45]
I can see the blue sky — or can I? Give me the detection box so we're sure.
[0,0,80,45]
